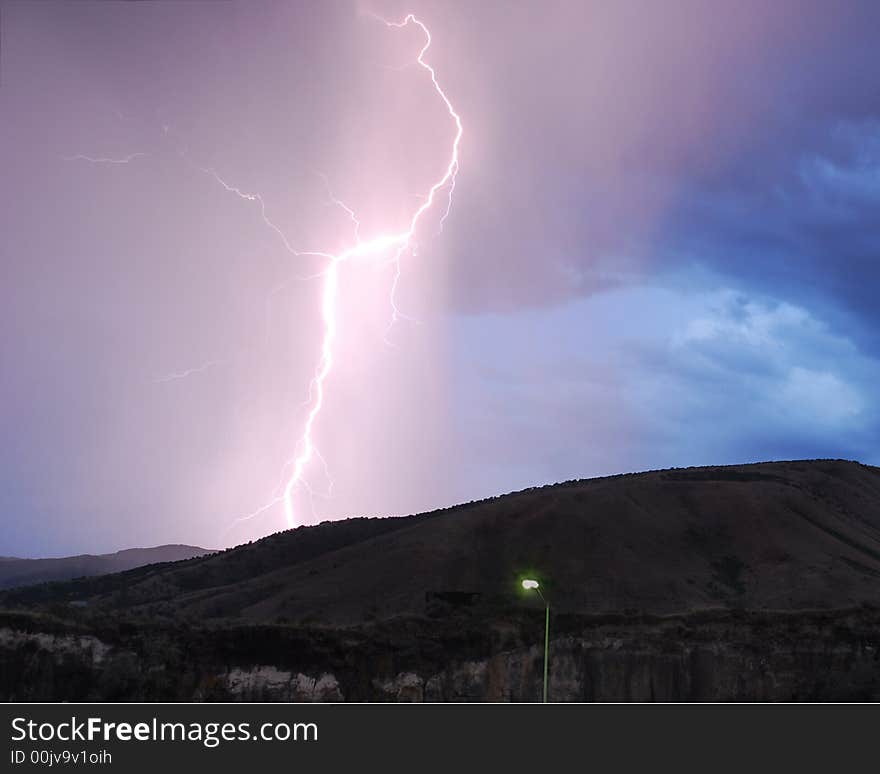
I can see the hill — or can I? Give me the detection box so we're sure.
[0,545,212,590]
[5,459,880,623]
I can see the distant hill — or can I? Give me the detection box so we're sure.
[5,459,880,622]
[0,545,212,589]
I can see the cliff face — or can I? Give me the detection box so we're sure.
[2,608,879,702]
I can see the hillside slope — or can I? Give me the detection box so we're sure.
[4,460,880,623]
[0,545,212,589]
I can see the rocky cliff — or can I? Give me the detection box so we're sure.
[2,607,878,701]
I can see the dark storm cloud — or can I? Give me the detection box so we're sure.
[666,118,880,349]
[437,0,880,331]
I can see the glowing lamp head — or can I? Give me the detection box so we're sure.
[522,579,540,590]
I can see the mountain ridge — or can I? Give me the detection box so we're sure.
[4,458,880,622]
[0,544,212,590]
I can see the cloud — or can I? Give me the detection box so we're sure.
[779,367,864,426]
[664,118,880,357]
[632,289,878,461]
[428,0,880,317]
[454,285,880,499]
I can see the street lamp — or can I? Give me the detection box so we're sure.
[522,578,549,703]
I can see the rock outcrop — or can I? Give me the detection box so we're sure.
[2,607,878,701]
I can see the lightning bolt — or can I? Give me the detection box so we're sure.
[153,359,227,384]
[62,152,147,164]
[275,14,461,529]
[229,13,463,531]
[64,13,463,536]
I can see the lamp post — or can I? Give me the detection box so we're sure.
[522,578,549,703]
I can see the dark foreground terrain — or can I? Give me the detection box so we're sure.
[2,459,880,701]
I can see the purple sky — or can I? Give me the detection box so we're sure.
[2,0,880,557]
